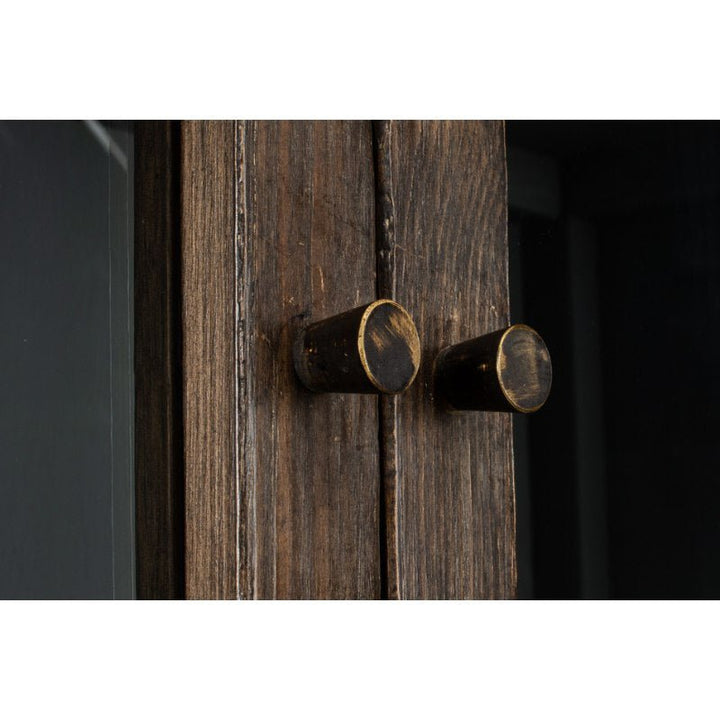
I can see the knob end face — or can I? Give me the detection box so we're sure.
[497,324,552,413]
[359,300,421,394]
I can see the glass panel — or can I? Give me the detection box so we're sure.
[0,121,134,598]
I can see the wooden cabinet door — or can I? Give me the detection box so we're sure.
[135,120,515,599]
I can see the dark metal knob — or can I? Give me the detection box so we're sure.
[434,324,552,412]
[294,299,421,394]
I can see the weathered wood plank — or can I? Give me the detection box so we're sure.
[180,121,381,599]
[181,121,239,599]
[241,121,381,599]
[134,121,184,599]
[377,121,516,599]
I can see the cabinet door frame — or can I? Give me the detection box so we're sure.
[134,120,515,600]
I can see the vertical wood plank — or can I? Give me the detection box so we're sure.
[134,121,184,599]
[180,121,380,599]
[181,121,239,599]
[378,121,516,599]
[240,121,381,599]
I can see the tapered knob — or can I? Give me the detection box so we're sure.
[294,299,421,394]
[434,324,552,412]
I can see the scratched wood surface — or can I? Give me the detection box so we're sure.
[241,121,381,598]
[134,121,184,599]
[375,121,516,599]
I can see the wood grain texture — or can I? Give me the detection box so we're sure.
[377,121,516,599]
[134,121,184,599]
[181,121,239,599]
[240,121,381,598]
[180,121,381,599]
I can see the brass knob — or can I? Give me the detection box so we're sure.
[293,299,421,394]
[434,324,552,412]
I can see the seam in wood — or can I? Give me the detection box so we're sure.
[373,120,401,600]
[233,120,241,599]
[236,120,258,600]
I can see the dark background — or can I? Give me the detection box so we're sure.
[508,121,720,598]
[2,121,718,599]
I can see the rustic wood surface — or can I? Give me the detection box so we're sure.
[241,121,381,598]
[134,121,185,599]
[179,121,381,598]
[181,122,239,599]
[376,120,516,598]
[171,120,514,599]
